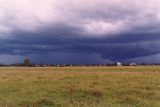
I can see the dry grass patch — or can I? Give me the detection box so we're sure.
[0,67,160,107]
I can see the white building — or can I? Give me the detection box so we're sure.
[117,62,122,66]
[129,63,137,66]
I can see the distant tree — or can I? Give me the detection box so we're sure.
[23,58,30,66]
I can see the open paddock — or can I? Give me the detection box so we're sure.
[0,66,160,107]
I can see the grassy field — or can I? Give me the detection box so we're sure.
[0,66,160,107]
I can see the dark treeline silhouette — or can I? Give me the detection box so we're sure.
[0,58,160,67]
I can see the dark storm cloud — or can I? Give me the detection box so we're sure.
[1,26,160,61]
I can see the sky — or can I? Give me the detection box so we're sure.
[0,0,160,64]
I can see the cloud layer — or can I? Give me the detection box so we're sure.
[0,0,160,64]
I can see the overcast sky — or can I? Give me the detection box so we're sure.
[0,0,160,64]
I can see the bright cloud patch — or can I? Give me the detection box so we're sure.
[1,0,160,37]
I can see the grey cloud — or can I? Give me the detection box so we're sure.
[0,0,160,63]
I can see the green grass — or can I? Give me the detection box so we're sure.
[0,66,160,107]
